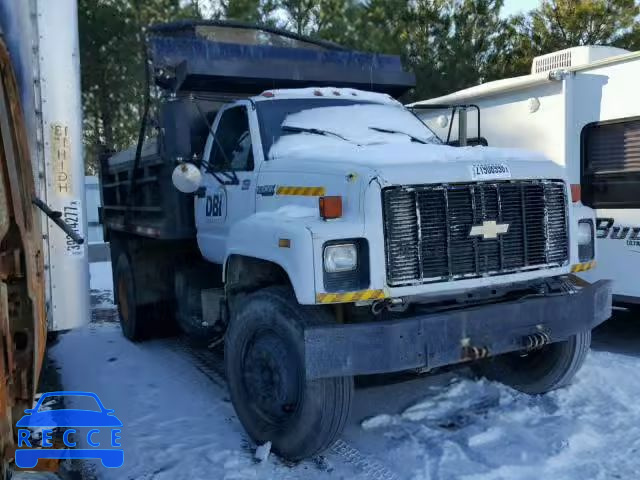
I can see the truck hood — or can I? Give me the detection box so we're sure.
[268,135,567,185]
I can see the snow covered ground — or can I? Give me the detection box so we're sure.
[24,262,640,479]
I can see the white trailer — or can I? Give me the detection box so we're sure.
[413,45,640,305]
[0,0,89,330]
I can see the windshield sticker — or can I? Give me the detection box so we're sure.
[469,163,511,180]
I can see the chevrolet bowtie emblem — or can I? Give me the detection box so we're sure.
[469,220,510,240]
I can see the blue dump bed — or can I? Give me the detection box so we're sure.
[101,21,416,241]
[148,21,415,98]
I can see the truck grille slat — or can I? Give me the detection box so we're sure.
[382,181,569,286]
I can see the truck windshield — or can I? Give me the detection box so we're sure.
[256,98,440,156]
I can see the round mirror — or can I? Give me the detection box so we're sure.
[436,115,449,128]
[172,163,202,194]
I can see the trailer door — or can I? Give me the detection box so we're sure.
[581,116,640,301]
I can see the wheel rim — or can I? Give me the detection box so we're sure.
[242,329,301,426]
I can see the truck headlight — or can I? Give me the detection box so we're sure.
[324,244,358,272]
[322,240,370,293]
[577,219,594,262]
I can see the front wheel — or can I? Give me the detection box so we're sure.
[474,330,591,394]
[225,286,353,461]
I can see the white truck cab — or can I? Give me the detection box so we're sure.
[195,87,597,304]
[100,22,612,462]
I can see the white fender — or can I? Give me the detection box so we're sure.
[224,209,318,304]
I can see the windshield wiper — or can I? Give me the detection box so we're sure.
[282,125,351,142]
[368,126,429,144]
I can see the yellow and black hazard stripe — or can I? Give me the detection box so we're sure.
[316,289,387,304]
[571,261,596,273]
[276,186,326,196]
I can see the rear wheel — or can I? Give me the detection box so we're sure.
[225,286,353,461]
[474,330,591,394]
[114,252,151,341]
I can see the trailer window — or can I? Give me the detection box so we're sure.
[582,117,640,208]
[208,106,254,172]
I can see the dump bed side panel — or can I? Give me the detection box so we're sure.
[100,137,196,240]
[100,97,221,240]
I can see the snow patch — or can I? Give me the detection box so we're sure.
[254,441,272,462]
[467,426,503,447]
[361,413,397,430]
[400,378,499,422]
[280,103,439,147]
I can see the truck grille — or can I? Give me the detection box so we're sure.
[382,181,569,286]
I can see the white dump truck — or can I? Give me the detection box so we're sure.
[100,22,612,460]
[413,45,640,307]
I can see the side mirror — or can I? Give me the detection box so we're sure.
[23,409,35,415]
[172,163,202,194]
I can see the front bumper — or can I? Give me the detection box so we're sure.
[304,280,612,379]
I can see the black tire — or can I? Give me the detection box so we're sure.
[474,330,591,394]
[114,252,151,341]
[225,286,353,461]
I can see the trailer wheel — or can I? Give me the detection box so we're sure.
[114,252,150,341]
[474,330,591,394]
[225,286,353,461]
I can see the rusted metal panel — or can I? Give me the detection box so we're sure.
[0,34,47,465]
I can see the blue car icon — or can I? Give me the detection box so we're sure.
[15,391,123,468]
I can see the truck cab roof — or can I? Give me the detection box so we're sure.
[252,87,400,105]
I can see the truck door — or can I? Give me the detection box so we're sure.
[196,103,257,263]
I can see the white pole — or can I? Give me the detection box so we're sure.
[35,0,89,331]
